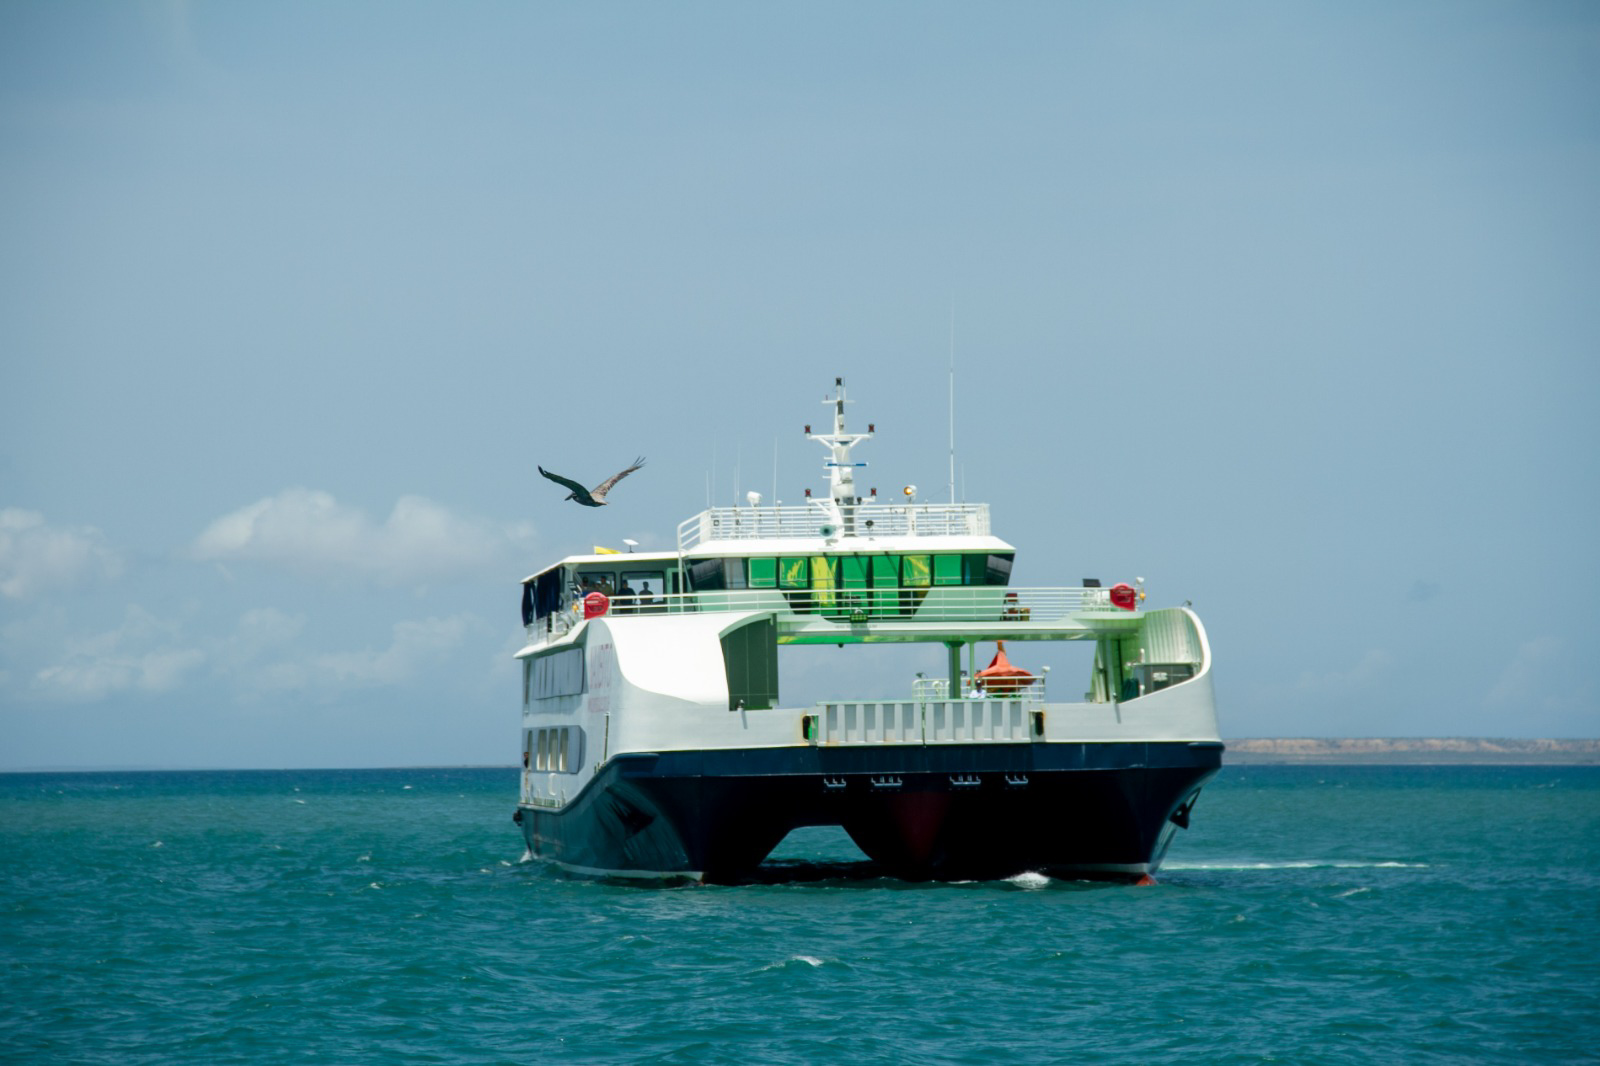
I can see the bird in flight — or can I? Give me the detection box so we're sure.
[538,457,646,507]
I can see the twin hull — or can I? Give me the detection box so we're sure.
[516,610,1222,883]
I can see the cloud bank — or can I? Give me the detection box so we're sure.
[255,615,476,691]
[0,508,123,600]
[192,489,536,585]
[33,605,203,701]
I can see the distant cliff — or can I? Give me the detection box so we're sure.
[1224,738,1600,764]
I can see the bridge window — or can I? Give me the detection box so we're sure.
[969,553,1014,586]
[748,557,777,588]
[779,557,809,589]
[811,556,838,608]
[902,554,931,587]
[688,557,745,591]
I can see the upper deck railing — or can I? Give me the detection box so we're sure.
[678,503,991,551]
[527,585,1133,645]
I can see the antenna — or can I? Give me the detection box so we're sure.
[948,304,957,504]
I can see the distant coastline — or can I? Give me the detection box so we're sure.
[1225,738,1600,765]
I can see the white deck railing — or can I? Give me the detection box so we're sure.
[678,503,991,550]
[527,586,1131,645]
[809,697,1042,745]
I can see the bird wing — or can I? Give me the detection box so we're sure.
[538,465,594,502]
[589,456,646,502]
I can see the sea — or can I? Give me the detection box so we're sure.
[3,765,1597,1065]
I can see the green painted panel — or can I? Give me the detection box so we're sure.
[748,557,777,588]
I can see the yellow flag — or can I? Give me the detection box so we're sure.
[593,546,621,555]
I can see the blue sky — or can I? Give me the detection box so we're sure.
[2,2,1595,768]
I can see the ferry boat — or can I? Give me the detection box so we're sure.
[512,379,1222,882]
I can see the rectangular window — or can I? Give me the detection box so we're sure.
[533,647,585,699]
[620,571,664,608]
[748,557,777,588]
[933,554,963,586]
[870,554,898,586]
[840,556,869,589]
[902,554,932,587]
[779,557,809,589]
[688,557,724,590]
[811,556,838,609]
[870,553,899,613]
[558,729,569,772]
[536,730,549,771]
[985,553,1014,586]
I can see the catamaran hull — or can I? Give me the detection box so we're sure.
[516,740,1222,883]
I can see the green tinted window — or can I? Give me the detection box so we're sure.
[748,557,777,588]
[840,556,869,589]
[902,555,931,587]
[811,556,837,607]
[779,557,809,589]
[871,555,898,586]
[933,554,963,586]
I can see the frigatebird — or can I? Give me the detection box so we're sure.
[538,457,646,507]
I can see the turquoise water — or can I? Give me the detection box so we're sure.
[3,765,1597,1064]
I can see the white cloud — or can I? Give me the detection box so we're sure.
[254,614,477,692]
[191,489,536,586]
[33,605,204,701]
[0,508,123,600]
[210,607,307,675]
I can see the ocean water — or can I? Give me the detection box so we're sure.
[2,765,1597,1065]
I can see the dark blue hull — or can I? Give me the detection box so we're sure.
[515,741,1223,883]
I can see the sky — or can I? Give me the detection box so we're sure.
[1,1,1596,769]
